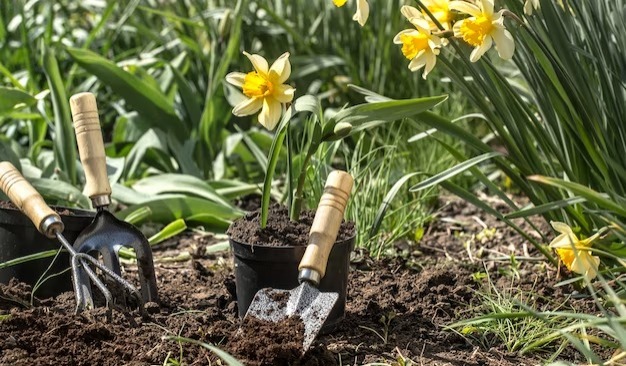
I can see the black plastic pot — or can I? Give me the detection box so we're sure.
[231,234,355,334]
[0,204,94,298]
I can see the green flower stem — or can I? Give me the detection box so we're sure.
[289,151,313,222]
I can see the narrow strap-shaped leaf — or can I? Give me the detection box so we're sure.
[410,152,502,192]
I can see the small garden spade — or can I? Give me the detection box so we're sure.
[69,92,158,310]
[245,170,353,351]
[0,162,143,316]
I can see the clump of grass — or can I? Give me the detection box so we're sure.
[449,270,579,361]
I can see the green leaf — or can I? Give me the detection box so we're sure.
[529,176,626,218]
[42,46,77,185]
[260,95,321,227]
[0,137,22,170]
[0,250,58,269]
[31,178,90,208]
[148,219,187,245]
[505,197,587,219]
[116,195,243,225]
[65,47,187,140]
[410,152,502,192]
[370,172,423,238]
[163,336,245,366]
[0,87,36,115]
[132,174,234,208]
[331,95,448,131]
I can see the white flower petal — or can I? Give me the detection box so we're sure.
[408,51,428,72]
[449,1,481,17]
[401,5,422,22]
[570,252,600,280]
[243,51,269,76]
[422,52,437,79]
[353,0,369,26]
[481,0,494,16]
[469,35,492,62]
[492,29,515,60]
[549,233,574,249]
[258,97,282,131]
[225,72,246,88]
[393,29,419,44]
[551,221,574,236]
[232,97,263,117]
[269,52,291,84]
[274,84,295,103]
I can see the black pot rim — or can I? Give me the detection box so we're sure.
[229,233,356,249]
[0,203,94,218]
[0,204,95,230]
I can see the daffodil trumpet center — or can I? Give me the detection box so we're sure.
[399,33,431,60]
[242,72,274,98]
[459,15,494,47]
[424,5,450,24]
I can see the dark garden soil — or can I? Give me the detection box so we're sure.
[227,204,355,247]
[0,196,601,365]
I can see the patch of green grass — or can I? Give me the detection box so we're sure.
[449,271,577,360]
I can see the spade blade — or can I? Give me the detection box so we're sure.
[245,282,338,351]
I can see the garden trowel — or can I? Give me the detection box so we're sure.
[244,170,353,352]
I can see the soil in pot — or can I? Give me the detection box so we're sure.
[227,203,355,247]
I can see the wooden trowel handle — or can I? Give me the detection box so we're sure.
[298,170,353,282]
[0,162,63,238]
[70,92,111,207]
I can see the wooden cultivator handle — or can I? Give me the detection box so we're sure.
[298,170,353,281]
[70,92,111,207]
[0,162,63,238]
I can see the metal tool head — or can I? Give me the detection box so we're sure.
[245,282,338,351]
[72,210,158,310]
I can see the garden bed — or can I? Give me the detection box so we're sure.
[0,197,597,365]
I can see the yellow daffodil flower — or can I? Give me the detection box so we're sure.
[401,1,452,30]
[333,0,369,26]
[394,16,443,79]
[549,221,601,280]
[524,0,540,15]
[226,52,295,131]
[450,0,515,62]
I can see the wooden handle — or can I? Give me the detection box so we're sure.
[70,92,111,205]
[298,170,354,279]
[0,162,63,238]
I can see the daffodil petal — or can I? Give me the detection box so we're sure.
[269,52,291,84]
[225,72,246,88]
[481,0,494,16]
[232,97,263,117]
[353,0,369,26]
[243,51,269,76]
[570,251,600,280]
[401,5,422,22]
[549,233,575,249]
[449,1,481,17]
[422,51,437,79]
[469,35,492,62]
[408,50,427,71]
[551,221,574,236]
[393,29,419,44]
[492,29,515,60]
[274,84,295,103]
[333,0,347,7]
[258,97,282,131]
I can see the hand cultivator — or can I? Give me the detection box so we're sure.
[0,163,145,316]
[69,92,158,311]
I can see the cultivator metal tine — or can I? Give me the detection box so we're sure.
[57,232,146,318]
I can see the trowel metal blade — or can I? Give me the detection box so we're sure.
[245,282,338,351]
